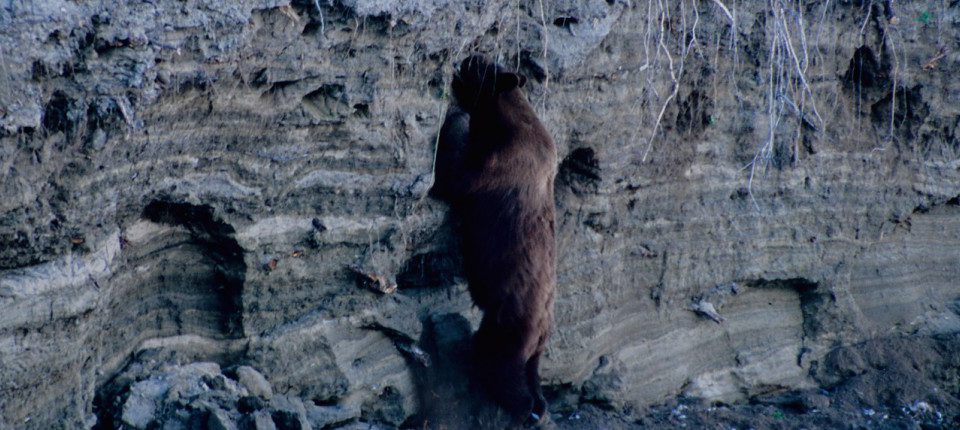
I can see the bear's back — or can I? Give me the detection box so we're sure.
[459,87,556,315]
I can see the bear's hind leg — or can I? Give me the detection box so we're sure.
[525,352,547,420]
[491,354,534,420]
[472,316,534,420]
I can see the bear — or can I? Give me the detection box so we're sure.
[429,102,470,203]
[431,54,557,424]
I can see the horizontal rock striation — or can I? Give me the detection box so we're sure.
[2,0,960,427]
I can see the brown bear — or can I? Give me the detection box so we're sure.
[432,54,557,424]
[429,102,470,203]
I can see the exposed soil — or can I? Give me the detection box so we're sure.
[3,1,960,428]
[557,334,960,430]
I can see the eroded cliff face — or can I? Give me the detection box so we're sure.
[2,0,960,427]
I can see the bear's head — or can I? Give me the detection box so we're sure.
[452,55,527,113]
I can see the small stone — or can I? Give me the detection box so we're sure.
[270,396,311,430]
[156,70,171,85]
[690,299,724,323]
[264,258,278,271]
[351,267,397,294]
[909,401,933,414]
[84,413,97,429]
[121,379,168,429]
[236,366,273,400]
[252,411,278,430]
[162,413,189,430]
[800,393,830,411]
[207,407,238,430]
[202,374,228,391]
[89,128,107,151]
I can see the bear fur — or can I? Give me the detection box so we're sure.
[429,103,470,203]
[431,55,557,422]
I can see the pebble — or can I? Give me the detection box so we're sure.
[236,366,273,400]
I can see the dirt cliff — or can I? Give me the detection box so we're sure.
[2,0,960,428]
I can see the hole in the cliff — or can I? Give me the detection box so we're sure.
[76,28,96,52]
[559,147,601,194]
[870,85,929,139]
[93,34,138,56]
[353,103,370,117]
[85,97,122,135]
[842,46,890,92]
[302,84,350,121]
[427,69,444,92]
[91,13,109,26]
[771,139,794,170]
[801,119,818,156]
[252,68,271,87]
[137,200,246,338]
[92,385,125,429]
[520,50,547,83]
[553,16,579,27]
[676,89,713,136]
[584,211,617,235]
[263,79,299,97]
[750,392,812,413]
[32,60,58,80]
[299,0,329,36]
[47,28,64,42]
[91,202,248,425]
[302,20,322,35]
[42,91,75,134]
[749,278,825,340]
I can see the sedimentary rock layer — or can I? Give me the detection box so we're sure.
[2,1,960,427]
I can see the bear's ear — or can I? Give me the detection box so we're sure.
[496,72,527,93]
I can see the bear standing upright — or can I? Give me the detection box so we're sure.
[432,54,557,423]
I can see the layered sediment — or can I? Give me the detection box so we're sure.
[2,1,960,427]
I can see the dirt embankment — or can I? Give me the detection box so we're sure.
[2,1,960,428]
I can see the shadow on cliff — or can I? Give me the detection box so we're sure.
[93,199,248,429]
[139,200,246,337]
[400,313,521,429]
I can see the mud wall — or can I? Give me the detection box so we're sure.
[2,0,960,427]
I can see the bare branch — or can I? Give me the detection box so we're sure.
[711,0,735,23]
[859,0,873,35]
[537,0,549,111]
